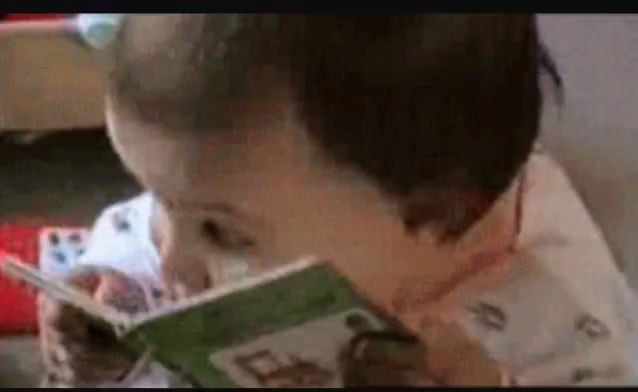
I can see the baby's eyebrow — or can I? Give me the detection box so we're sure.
[157,195,239,216]
[189,202,238,215]
[152,192,254,223]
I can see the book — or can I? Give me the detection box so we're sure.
[0,254,397,387]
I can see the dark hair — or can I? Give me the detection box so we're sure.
[110,14,561,239]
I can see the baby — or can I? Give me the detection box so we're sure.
[41,14,638,387]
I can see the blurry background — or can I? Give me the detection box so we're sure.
[1,14,638,387]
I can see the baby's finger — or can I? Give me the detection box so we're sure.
[96,274,149,314]
[39,300,84,342]
[67,270,102,293]
[66,346,136,381]
[49,303,102,341]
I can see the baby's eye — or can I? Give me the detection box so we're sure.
[201,219,256,251]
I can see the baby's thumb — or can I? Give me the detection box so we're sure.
[93,271,149,315]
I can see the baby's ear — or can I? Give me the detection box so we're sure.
[399,186,493,243]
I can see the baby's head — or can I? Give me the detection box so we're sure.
[107,15,558,295]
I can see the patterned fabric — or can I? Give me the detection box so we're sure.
[74,192,162,290]
[39,228,89,278]
[450,153,638,385]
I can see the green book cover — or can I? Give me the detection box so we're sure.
[1,256,394,387]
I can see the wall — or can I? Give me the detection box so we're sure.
[0,23,106,131]
[539,15,638,289]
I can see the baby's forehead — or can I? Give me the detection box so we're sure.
[106,100,203,194]
[110,14,276,133]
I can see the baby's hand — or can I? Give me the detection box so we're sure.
[38,267,149,387]
[418,317,507,386]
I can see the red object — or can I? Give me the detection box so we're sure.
[3,14,66,22]
[0,225,43,335]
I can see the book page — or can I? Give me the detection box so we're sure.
[209,309,384,387]
[0,255,132,334]
[130,256,320,327]
[124,261,392,387]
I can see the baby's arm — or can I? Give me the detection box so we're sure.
[38,194,164,387]
[38,267,148,387]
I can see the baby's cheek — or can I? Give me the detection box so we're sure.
[155,220,211,297]
[160,252,212,299]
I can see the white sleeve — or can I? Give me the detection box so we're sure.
[76,193,161,286]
